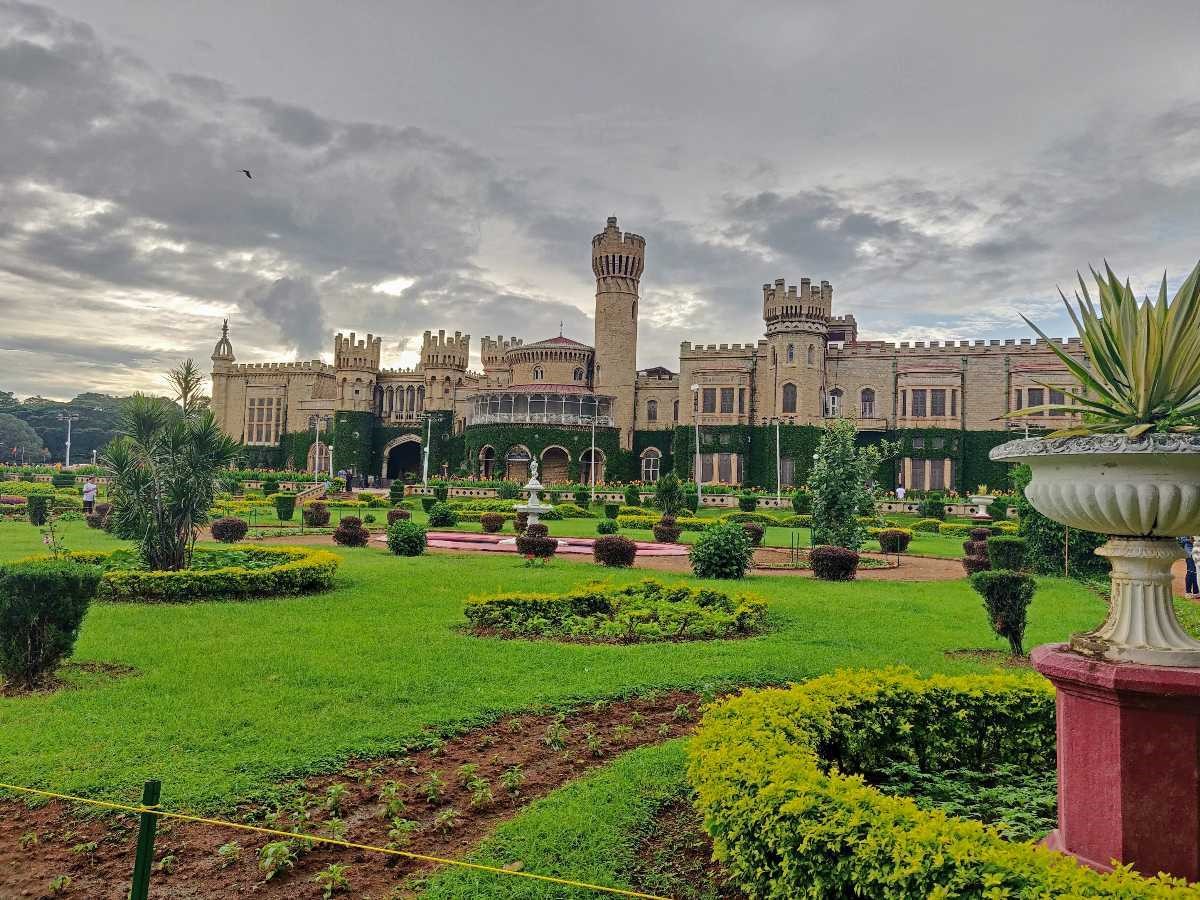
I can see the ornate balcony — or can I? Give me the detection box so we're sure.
[466,388,615,428]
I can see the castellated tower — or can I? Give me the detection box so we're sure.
[422,329,470,411]
[592,216,645,448]
[762,277,831,420]
[334,332,381,412]
[481,335,523,381]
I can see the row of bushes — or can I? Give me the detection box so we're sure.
[687,669,1197,897]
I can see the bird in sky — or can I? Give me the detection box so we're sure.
[241,169,252,179]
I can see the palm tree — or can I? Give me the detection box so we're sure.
[104,361,240,570]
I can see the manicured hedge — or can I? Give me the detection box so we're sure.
[689,669,1198,898]
[720,511,779,525]
[0,559,101,689]
[912,517,943,533]
[45,546,340,603]
[616,514,707,532]
[777,514,812,528]
[938,522,974,537]
[464,579,767,642]
[877,528,913,553]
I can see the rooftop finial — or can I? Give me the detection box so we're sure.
[559,320,563,337]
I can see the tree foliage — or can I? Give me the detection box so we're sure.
[808,419,897,551]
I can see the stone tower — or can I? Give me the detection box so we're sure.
[209,319,236,431]
[480,335,522,382]
[591,216,644,448]
[421,329,470,411]
[762,277,831,420]
[334,332,381,412]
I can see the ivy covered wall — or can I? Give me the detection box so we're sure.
[460,423,624,482]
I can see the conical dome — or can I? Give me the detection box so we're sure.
[211,319,235,362]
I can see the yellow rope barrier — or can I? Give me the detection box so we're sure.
[0,781,668,900]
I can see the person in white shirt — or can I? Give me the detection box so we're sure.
[82,477,98,513]
[895,485,906,501]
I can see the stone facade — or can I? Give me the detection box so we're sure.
[211,215,1084,486]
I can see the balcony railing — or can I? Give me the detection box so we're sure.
[469,412,615,427]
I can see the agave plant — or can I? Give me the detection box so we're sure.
[1011,261,1200,437]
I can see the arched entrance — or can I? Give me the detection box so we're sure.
[306,441,331,475]
[580,448,606,485]
[478,445,497,479]
[382,435,423,482]
[540,446,570,484]
[504,445,531,482]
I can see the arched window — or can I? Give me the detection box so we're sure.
[641,448,662,482]
[532,365,544,381]
[807,344,815,365]
[826,388,843,417]
[786,343,795,364]
[672,399,679,422]
[646,399,658,422]
[860,388,876,418]
[782,382,797,414]
[573,367,585,382]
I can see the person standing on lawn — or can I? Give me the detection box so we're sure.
[82,477,98,514]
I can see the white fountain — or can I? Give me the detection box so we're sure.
[514,459,554,527]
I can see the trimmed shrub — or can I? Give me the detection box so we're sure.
[387,507,411,525]
[386,520,427,556]
[332,516,370,547]
[274,493,297,522]
[515,512,529,532]
[741,523,764,546]
[50,472,75,489]
[0,560,101,689]
[420,496,436,513]
[877,528,913,553]
[496,481,521,500]
[465,579,766,642]
[988,497,1010,520]
[618,505,645,516]
[721,511,777,525]
[938,522,973,537]
[991,521,1019,535]
[810,545,859,581]
[623,484,641,507]
[388,480,405,504]
[26,493,51,526]
[427,502,458,528]
[970,526,992,541]
[684,491,699,513]
[988,535,1027,571]
[552,502,593,519]
[971,570,1037,656]
[919,491,947,520]
[689,521,754,580]
[777,514,812,528]
[431,484,449,503]
[480,512,505,533]
[737,493,758,512]
[686,671,1165,900]
[526,523,549,537]
[302,501,330,527]
[363,512,376,523]
[86,502,114,530]
[596,519,618,535]
[573,488,590,507]
[211,517,249,543]
[604,503,620,519]
[652,515,682,544]
[261,477,280,496]
[913,517,943,533]
[593,535,637,567]
[618,514,707,532]
[791,489,811,515]
[516,525,557,559]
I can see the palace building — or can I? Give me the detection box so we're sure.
[211,216,1083,490]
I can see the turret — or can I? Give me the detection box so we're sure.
[761,277,832,422]
[333,332,382,412]
[481,335,523,377]
[592,216,644,448]
[421,330,470,411]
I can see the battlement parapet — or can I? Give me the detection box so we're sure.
[421,329,470,370]
[334,331,382,370]
[762,275,833,321]
[828,337,1084,357]
[592,216,645,280]
[680,341,761,355]
[378,367,421,378]
[422,329,471,351]
[229,360,331,374]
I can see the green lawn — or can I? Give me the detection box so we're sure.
[0,518,1102,817]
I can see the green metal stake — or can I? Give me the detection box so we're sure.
[129,780,161,900]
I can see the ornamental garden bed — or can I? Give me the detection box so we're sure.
[753,547,895,571]
[464,579,768,643]
[688,669,1200,897]
[47,546,340,603]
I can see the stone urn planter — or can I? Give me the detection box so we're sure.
[990,433,1200,667]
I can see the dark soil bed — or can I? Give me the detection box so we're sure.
[0,660,139,698]
[944,648,1034,669]
[0,691,702,898]
[630,799,743,899]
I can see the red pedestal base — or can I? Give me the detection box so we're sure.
[1033,643,1200,881]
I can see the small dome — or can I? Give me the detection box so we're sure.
[211,319,235,362]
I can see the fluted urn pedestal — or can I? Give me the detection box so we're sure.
[991,434,1200,880]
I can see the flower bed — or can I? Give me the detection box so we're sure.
[464,578,768,643]
[42,546,340,603]
[689,669,1200,897]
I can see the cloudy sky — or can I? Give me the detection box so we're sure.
[4,1,1200,399]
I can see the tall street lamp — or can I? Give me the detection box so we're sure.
[421,413,433,486]
[57,413,80,468]
[691,384,702,506]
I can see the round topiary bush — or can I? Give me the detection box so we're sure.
[593,535,637,567]
[210,517,249,543]
[333,516,370,547]
[86,502,113,531]
[274,493,296,522]
[480,512,505,533]
[388,480,405,504]
[0,559,101,690]
[791,489,812,515]
[386,520,427,556]
[604,503,620,519]
[574,488,590,507]
[689,520,754,580]
[427,502,458,528]
[919,491,947,520]
[261,477,280,496]
[653,514,683,544]
[810,545,859,580]
[420,496,436,512]
[596,519,618,535]
[913,517,943,533]
[624,484,641,507]
[686,670,1148,900]
[516,523,556,559]
[738,493,758,512]
[387,507,411,525]
[514,512,529,533]
[741,522,765,546]
[302,501,330,527]
[987,535,1027,571]
[877,528,913,553]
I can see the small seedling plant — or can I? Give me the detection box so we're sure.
[313,863,352,898]
[258,840,296,881]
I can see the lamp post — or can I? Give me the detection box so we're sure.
[57,413,79,468]
[587,412,597,505]
[422,413,432,487]
[691,384,702,506]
